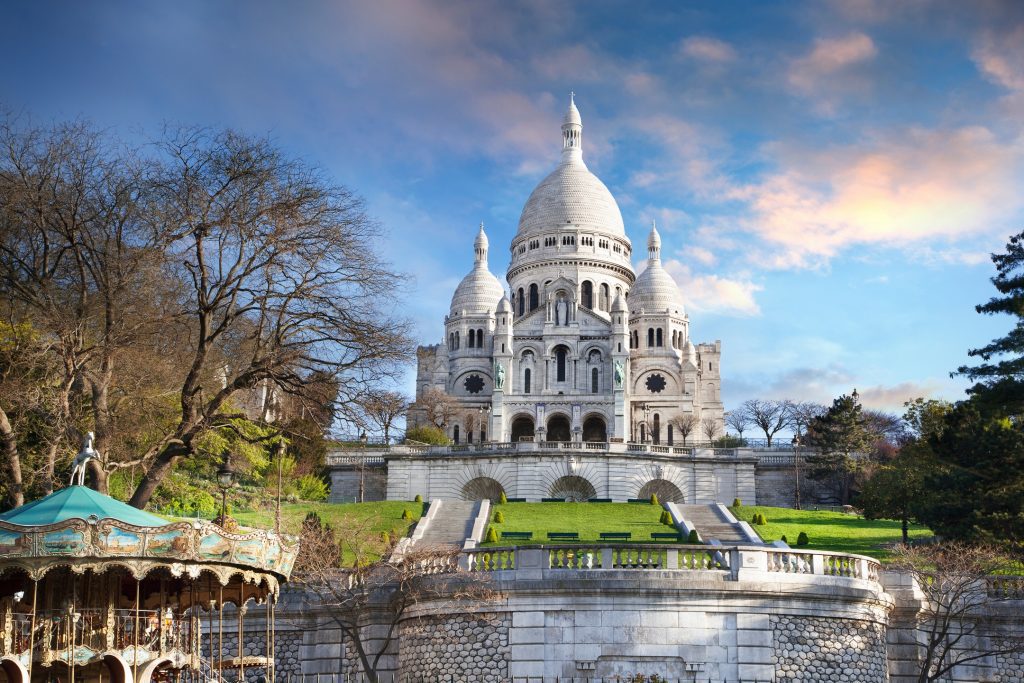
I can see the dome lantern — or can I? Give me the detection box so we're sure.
[561,92,582,160]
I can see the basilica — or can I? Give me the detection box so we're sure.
[410,96,724,445]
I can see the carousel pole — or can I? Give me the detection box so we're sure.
[28,579,38,683]
[237,584,245,683]
[267,593,275,683]
[134,578,140,683]
[218,585,224,683]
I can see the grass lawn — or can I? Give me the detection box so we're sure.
[234,501,426,564]
[481,501,674,546]
[734,505,933,561]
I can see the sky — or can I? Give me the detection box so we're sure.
[2,0,1022,414]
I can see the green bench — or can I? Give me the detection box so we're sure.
[504,497,527,502]
[500,531,533,541]
[541,497,565,502]
[599,532,631,540]
[588,498,612,503]
[547,532,579,541]
[651,532,682,541]
[627,499,649,503]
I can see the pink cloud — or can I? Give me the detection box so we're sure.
[973,26,1024,92]
[679,36,737,63]
[788,32,878,114]
[662,260,762,316]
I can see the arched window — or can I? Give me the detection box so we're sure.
[524,368,531,394]
[556,347,567,382]
[668,424,674,446]
[653,413,661,445]
[671,330,676,348]
[647,328,655,348]
[468,329,475,348]
[477,328,485,349]
[639,423,646,443]
[529,284,539,311]
[656,329,663,347]
[591,367,599,393]
[581,281,593,309]
[453,425,460,444]
[449,332,454,349]
[455,331,460,349]
[517,288,525,316]
[599,283,610,310]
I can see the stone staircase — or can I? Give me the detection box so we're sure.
[677,503,762,544]
[413,500,480,548]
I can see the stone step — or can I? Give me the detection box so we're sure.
[677,504,759,544]
[414,500,480,548]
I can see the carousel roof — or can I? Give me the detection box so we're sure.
[0,485,167,527]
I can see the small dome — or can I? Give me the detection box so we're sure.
[631,222,684,315]
[451,224,505,315]
[611,290,628,313]
[563,92,581,126]
[497,295,512,313]
[648,222,662,251]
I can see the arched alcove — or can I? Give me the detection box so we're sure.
[638,479,684,504]
[511,416,535,442]
[461,477,506,502]
[582,416,607,442]
[547,415,571,442]
[549,476,597,502]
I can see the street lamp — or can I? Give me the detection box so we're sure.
[217,456,234,522]
[478,404,491,443]
[358,432,368,503]
[273,442,286,535]
[791,433,802,510]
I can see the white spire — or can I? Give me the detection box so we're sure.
[647,220,661,262]
[561,92,583,161]
[474,222,489,266]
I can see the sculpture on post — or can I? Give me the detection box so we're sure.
[614,360,624,389]
[494,361,505,390]
[70,431,100,486]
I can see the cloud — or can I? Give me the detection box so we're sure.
[856,380,952,412]
[661,260,762,316]
[732,125,1024,268]
[973,26,1024,91]
[788,32,878,114]
[679,36,737,63]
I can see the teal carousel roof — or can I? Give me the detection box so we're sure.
[0,485,167,527]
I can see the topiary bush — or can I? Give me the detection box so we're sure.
[380,531,391,545]
[414,494,423,503]
[659,510,672,525]
[494,510,505,523]
[752,512,768,525]
[797,531,809,546]
[485,527,498,543]
[296,474,329,502]
[687,529,701,544]
[780,535,788,544]
[401,509,413,521]
[498,491,508,504]
[650,493,660,506]
[732,498,742,508]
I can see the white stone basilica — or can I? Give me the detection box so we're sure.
[411,96,724,445]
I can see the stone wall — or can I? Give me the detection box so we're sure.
[753,461,838,507]
[396,612,510,682]
[328,465,388,503]
[771,615,887,682]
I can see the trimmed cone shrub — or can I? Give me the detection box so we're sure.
[797,531,809,546]
[780,535,788,544]
[494,510,505,523]
[732,498,742,508]
[498,491,508,504]
[650,493,660,506]
[687,529,701,544]
[401,509,412,521]
[414,494,423,503]
[380,531,391,545]
[659,510,671,525]
[485,527,498,543]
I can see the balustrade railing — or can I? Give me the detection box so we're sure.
[988,576,1024,599]
[3,609,197,658]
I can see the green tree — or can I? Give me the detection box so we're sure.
[956,230,1024,417]
[806,390,873,505]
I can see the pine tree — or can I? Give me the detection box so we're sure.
[957,230,1024,417]
[806,391,874,505]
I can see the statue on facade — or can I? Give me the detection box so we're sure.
[614,360,624,389]
[70,432,99,486]
[494,361,505,390]
[555,297,567,325]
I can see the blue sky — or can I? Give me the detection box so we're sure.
[3,1,1023,413]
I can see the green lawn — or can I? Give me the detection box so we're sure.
[481,501,674,546]
[734,505,933,560]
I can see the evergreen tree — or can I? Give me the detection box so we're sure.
[957,230,1024,417]
[806,391,873,505]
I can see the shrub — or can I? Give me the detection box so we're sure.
[659,510,672,525]
[498,491,508,504]
[650,493,660,506]
[414,494,423,503]
[404,425,450,445]
[401,509,413,521]
[780,535,788,544]
[752,512,768,525]
[797,531,809,546]
[296,474,329,502]
[485,527,498,543]
[687,529,701,544]
[380,531,391,545]
[494,510,505,523]
[732,498,742,508]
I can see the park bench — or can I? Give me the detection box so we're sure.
[651,532,682,541]
[500,531,533,541]
[599,532,631,541]
[542,497,566,502]
[547,532,579,541]
[504,498,527,502]
[627,499,649,503]
[588,498,612,503]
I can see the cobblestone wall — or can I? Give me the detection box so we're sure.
[214,628,301,682]
[397,612,510,682]
[771,615,887,682]
[994,647,1024,683]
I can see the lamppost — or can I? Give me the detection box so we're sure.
[637,402,650,443]
[358,431,368,503]
[792,433,802,510]
[217,456,234,522]
[273,442,286,535]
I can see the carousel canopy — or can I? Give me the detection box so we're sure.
[0,485,167,527]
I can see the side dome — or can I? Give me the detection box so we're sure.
[450,224,506,314]
[516,96,625,238]
[629,222,685,315]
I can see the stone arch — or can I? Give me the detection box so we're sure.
[638,479,684,504]
[546,414,571,442]
[582,415,607,442]
[549,475,597,501]
[0,657,28,683]
[461,477,506,502]
[511,415,535,442]
[102,653,134,683]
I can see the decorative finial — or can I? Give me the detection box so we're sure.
[570,91,575,104]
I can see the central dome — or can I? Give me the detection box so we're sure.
[516,96,625,238]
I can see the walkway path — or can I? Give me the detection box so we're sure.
[677,504,762,544]
[413,500,479,548]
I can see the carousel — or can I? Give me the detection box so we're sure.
[0,446,299,683]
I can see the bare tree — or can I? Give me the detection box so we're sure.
[357,390,408,444]
[127,128,412,507]
[741,399,791,446]
[418,387,459,430]
[291,512,494,681]
[892,543,1024,683]
[670,414,699,446]
[724,410,750,440]
[701,416,718,442]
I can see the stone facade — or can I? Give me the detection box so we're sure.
[771,615,888,681]
[397,613,510,682]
